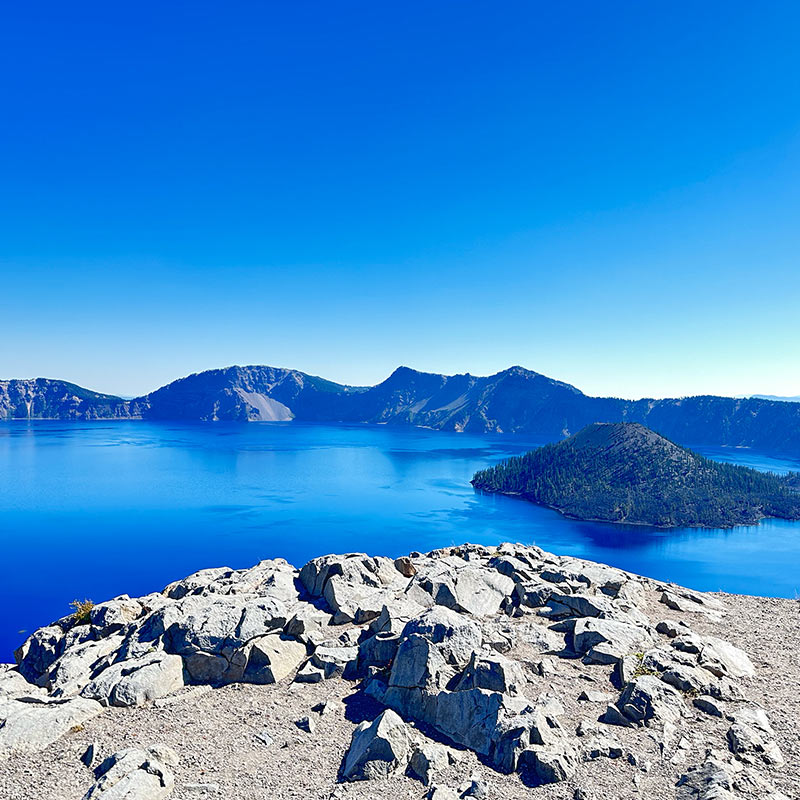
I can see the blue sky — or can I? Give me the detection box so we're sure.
[1,2,799,399]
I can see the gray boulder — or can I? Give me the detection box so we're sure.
[82,653,184,707]
[14,624,67,684]
[0,695,104,758]
[89,596,144,636]
[572,618,652,664]
[341,709,412,781]
[83,745,178,800]
[401,607,482,666]
[409,742,451,785]
[452,650,526,696]
[676,758,736,800]
[242,635,307,683]
[616,675,685,725]
[518,743,576,784]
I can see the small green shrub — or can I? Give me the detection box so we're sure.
[69,598,94,625]
[630,651,658,679]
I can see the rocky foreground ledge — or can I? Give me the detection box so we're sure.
[1,545,797,800]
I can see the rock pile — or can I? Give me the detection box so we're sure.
[0,543,791,799]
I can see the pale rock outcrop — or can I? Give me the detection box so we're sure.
[82,745,178,800]
[81,653,185,707]
[0,695,103,758]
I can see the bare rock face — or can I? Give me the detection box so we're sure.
[5,541,787,797]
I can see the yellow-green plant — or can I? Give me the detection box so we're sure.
[69,598,94,625]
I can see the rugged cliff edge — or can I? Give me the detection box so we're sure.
[1,543,796,800]
[4,364,800,455]
[472,423,800,528]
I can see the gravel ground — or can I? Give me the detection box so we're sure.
[1,586,797,800]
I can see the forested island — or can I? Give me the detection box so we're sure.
[471,422,800,528]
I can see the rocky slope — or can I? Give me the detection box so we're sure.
[1,543,795,799]
[0,379,137,420]
[3,365,800,454]
[472,423,800,527]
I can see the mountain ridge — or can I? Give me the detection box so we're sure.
[3,364,800,455]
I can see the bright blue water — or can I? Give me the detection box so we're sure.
[2,421,800,660]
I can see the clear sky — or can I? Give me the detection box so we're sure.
[1,2,799,399]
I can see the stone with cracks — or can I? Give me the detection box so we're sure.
[401,607,482,666]
[452,650,526,696]
[81,653,184,707]
[341,709,412,781]
[409,742,451,785]
[242,635,307,684]
[572,618,652,664]
[0,695,104,758]
[82,745,178,800]
[616,675,685,725]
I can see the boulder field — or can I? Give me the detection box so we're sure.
[0,543,796,800]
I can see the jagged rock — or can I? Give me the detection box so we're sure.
[313,697,344,717]
[81,741,98,767]
[394,556,417,577]
[81,653,185,707]
[311,645,358,679]
[572,618,652,664]
[659,586,724,617]
[165,559,298,602]
[300,553,406,623]
[698,637,755,679]
[409,742,451,785]
[341,709,412,780]
[0,695,104,758]
[511,581,554,609]
[459,773,488,799]
[428,787,459,800]
[82,745,178,800]
[583,732,623,759]
[284,606,332,644]
[516,622,562,653]
[242,635,306,684]
[369,598,429,636]
[693,695,724,717]
[294,662,325,683]
[676,757,735,800]
[412,562,514,617]
[166,595,290,681]
[89,596,144,636]
[727,717,784,766]
[14,624,67,684]
[546,591,618,619]
[616,675,685,725]
[401,607,482,666]
[452,650,526,696]
[295,715,316,733]
[44,634,126,697]
[0,667,45,700]
[358,632,400,671]
[518,743,577,784]
[656,619,686,638]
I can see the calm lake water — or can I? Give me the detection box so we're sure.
[2,421,800,659]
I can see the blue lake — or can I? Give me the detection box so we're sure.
[2,421,800,660]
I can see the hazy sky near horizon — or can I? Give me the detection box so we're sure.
[1,2,800,399]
